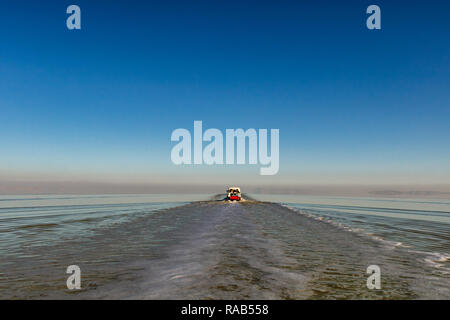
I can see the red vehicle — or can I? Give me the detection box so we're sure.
[227,187,242,201]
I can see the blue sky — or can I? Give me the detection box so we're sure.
[1,0,449,188]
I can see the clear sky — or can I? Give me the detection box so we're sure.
[0,0,449,191]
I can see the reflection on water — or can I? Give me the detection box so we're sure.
[0,194,449,299]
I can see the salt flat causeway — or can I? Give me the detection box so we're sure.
[0,194,449,299]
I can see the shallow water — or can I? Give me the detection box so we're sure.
[255,194,450,273]
[0,194,449,299]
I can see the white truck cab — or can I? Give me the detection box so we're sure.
[227,187,242,201]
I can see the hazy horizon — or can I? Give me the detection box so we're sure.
[2,178,450,199]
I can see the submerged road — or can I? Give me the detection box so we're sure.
[3,198,448,299]
[82,199,446,299]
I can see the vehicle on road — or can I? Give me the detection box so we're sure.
[227,187,242,201]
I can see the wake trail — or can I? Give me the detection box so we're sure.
[77,201,450,299]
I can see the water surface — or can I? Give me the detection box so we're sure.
[0,194,449,299]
